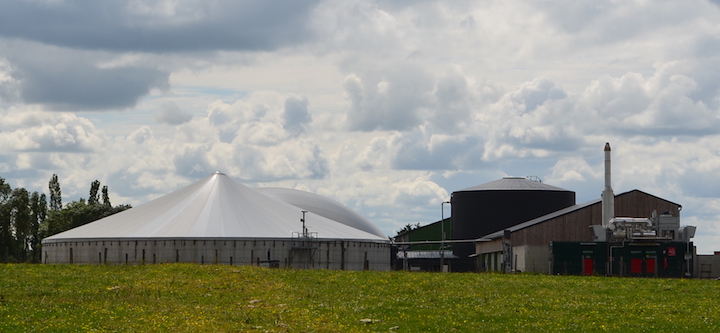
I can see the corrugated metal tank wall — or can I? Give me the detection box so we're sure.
[451,178,576,257]
[42,238,392,271]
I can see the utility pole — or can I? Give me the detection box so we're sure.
[441,201,450,272]
[301,210,308,237]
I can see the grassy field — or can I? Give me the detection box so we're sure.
[0,264,719,332]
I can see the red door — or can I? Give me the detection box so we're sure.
[583,258,594,276]
[646,258,656,274]
[631,259,643,274]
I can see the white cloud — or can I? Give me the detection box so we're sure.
[0,110,105,152]
[3,0,720,253]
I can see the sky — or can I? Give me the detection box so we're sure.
[1,0,720,254]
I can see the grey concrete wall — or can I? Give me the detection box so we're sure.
[697,254,720,278]
[513,245,549,273]
[42,238,391,271]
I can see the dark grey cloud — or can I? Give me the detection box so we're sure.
[0,1,320,52]
[11,57,169,111]
[708,0,720,7]
[155,102,193,125]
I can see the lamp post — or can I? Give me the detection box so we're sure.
[440,200,450,272]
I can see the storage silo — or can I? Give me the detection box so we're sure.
[451,177,575,257]
[42,171,391,270]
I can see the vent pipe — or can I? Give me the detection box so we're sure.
[601,143,615,228]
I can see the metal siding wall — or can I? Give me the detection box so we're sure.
[42,238,391,271]
[615,191,681,218]
[514,191,680,248]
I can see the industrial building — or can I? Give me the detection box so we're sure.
[473,143,696,277]
[395,143,699,277]
[395,177,581,272]
[452,177,577,271]
[42,171,391,270]
[393,220,455,271]
[474,189,692,276]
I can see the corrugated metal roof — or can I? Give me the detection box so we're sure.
[43,172,388,242]
[396,250,458,259]
[457,177,571,192]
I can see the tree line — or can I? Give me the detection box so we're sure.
[0,175,131,263]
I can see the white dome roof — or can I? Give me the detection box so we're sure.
[458,177,572,192]
[44,172,388,242]
[255,187,386,239]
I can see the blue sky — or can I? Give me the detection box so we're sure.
[1,0,720,253]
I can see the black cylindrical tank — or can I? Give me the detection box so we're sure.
[451,177,575,257]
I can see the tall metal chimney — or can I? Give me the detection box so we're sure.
[601,142,615,228]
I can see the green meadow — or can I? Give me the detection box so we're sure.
[0,264,718,332]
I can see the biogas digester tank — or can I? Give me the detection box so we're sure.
[451,177,576,257]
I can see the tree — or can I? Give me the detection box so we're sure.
[0,177,12,262]
[101,185,111,206]
[9,188,30,262]
[43,180,131,238]
[49,174,62,211]
[396,223,421,235]
[0,178,10,203]
[88,180,100,205]
[29,192,47,262]
[43,199,131,237]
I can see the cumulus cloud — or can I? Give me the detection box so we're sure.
[170,92,330,181]
[283,95,311,135]
[0,110,104,152]
[343,64,434,131]
[511,78,567,113]
[392,131,483,170]
[576,67,720,136]
[427,69,495,133]
[155,101,193,125]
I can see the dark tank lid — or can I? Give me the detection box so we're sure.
[456,177,572,192]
